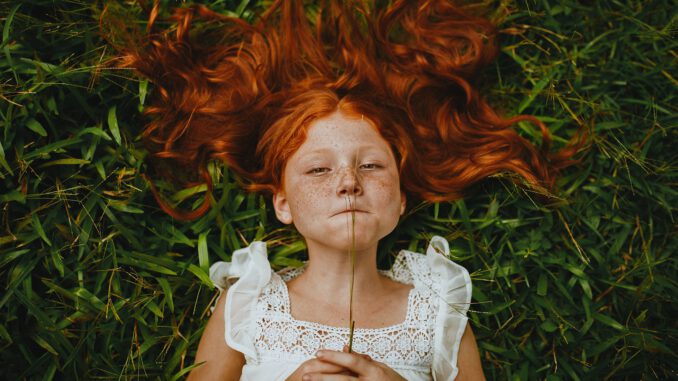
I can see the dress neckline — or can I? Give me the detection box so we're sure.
[274,267,416,333]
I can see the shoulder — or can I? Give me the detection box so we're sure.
[208,241,275,360]
[209,241,272,292]
[395,236,472,381]
[256,271,290,314]
[454,324,486,381]
[188,290,245,380]
[389,236,472,307]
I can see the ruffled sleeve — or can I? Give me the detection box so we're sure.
[386,236,471,381]
[425,236,472,381]
[208,241,271,360]
[393,236,471,381]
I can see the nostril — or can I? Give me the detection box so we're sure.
[336,168,363,196]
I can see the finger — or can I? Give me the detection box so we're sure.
[302,358,352,375]
[341,345,371,361]
[302,373,356,381]
[315,350,372,375]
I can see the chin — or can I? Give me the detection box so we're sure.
[331,231,386,252]
[299,220,397,252]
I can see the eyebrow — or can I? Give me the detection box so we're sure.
[303,145,386,156]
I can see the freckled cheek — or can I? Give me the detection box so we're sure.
[371,176,402,200]
[288,182,334,215]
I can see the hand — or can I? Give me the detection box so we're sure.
[285,356,354,381]
[301,349,407,380]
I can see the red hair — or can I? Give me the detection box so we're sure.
[102,0,586,220]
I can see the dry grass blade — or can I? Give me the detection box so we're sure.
[345,194,356,353]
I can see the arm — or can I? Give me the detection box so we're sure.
[187,291,245,381]
[455,324,486,381]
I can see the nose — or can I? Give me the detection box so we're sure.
[336,167,363,197]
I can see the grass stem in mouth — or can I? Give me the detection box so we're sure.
[346,196,356,353]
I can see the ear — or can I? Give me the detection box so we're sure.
[400,191,407,216]
[273,191,293,224]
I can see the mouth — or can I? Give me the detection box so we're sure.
[332,209,368,217]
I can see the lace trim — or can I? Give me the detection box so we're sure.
[252,259,437,371]
[276,274,417,333]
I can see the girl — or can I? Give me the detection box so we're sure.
[105,0,582,379]
[201,102,483,380]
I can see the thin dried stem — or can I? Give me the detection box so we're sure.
[346,195,356,353]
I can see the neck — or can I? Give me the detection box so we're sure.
[299,239,385,305]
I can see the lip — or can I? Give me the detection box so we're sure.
[331,209,369,217]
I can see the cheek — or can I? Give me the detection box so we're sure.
[376,172,402,196]
[288,180,333,216]
[370,176,402,208]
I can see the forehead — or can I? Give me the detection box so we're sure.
[297,110,391,154]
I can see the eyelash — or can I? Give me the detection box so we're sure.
[307,167,330,175]
[359,163,380,170]
[306,163,382,175]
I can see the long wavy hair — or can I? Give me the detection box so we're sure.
[102,0,585,220]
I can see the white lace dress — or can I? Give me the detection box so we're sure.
[209,236,472,381]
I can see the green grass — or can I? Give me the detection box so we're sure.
[1,0,676,379]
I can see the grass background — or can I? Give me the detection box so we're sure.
[1,0,676,379]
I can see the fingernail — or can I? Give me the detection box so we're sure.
[302,376,311,381]
[315,350,324,358]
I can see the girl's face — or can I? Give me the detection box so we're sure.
[273,109,406,252]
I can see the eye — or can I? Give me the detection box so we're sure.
[307,167,330,175]
[359,163,382,170]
